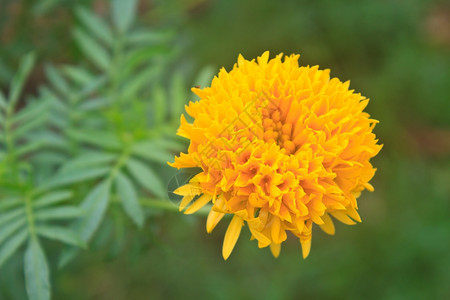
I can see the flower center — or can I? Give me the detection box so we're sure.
[262,107,296,155]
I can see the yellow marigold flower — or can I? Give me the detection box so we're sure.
[170,51,382,260]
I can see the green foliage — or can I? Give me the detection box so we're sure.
[0,53,85,300]
[0,2,213,299]
[24,238,50,300]
[2,0,448,299]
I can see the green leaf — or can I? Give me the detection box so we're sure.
[75,180,111,241]
[75,6,113,45]
[56,185,107,268]
[73,28,110,71]
[13,113,47,139]
[33,190,73,208]
[115,171,144,227]
[122,66,161,97]
[59,151,117,173]
[111,0,137,34]
[12,98,49,125]
[29,131,68,152]
[47,113,68,129]
[78,75,107,98]
[152,84,166,125]
[66,129,121,149]
[16,139,47,157]
[32,151,67,167]
[39,87,67,114]
[36,225,86,248]
[57,246,78,269]
[39,166,110,191]
[62,65,95,86]
[0,229,28,267]
[0,207,25,227]
[34,206,84,220]
[170,71,188,120]
[0,197,22,210]
[151,138,186,151]
[0,217,26,245]
[126,28,175,45]
[24,237,50,300]
[9,53,36,109]
[122,45,168,78]
[30,131,67,149]
[32,0,61,15]
[194,65,216,89]
[0,90,7,110]
[131,140,173,164]
[126,158,166,198]
[78,97,110,111]
[44,64,70,96]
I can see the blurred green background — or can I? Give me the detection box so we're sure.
[1,0,449,299]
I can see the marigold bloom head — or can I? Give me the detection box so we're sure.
[170,51,382,260]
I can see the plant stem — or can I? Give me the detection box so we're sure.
[138,198,181,212]
[139,198,212,216]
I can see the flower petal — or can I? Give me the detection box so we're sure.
[173,184,201,196]
[300,238,311,259]
[270,243,281,258]
[184,194,212,215]
[249,226,271,248]
[206,209,225,233]
[179,194,195,211]
[319,213,335,235]
[222,215,244,260]
[330,211,356,225]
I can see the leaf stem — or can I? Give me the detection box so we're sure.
[109,33,124,104]
[108,146,131,181]
[4,105,19,180]
[24,192,37,238]
[110,195,212,216]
